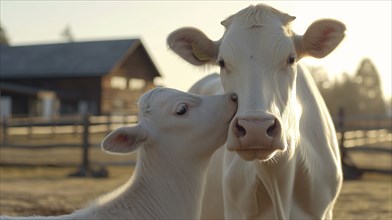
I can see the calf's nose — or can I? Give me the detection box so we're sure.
[230,93,238,102]
[235,116,281,149]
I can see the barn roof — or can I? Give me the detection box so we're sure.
[0,39,161,79]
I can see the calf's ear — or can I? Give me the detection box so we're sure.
[101,125,147,154]
[167,27,219,66]
[296,19,346,59]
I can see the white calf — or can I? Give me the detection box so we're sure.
[1,87,237,220]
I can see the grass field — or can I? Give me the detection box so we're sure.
[0,133,391,219]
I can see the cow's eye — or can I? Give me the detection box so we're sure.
[175,103,189,117]
[218,59,225,68]
[287,55,296,65]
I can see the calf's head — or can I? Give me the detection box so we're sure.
[168,4,345,161]
[101,88,237,160]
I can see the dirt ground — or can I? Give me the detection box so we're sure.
[0,138,391,219]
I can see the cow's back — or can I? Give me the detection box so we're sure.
[188,73,224,95]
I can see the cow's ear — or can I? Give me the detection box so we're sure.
[297,19,346,59]
[167,27,220,66]
[101,125,147,155]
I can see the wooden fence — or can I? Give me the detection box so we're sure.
[0,114,138,177]
[1,113,391,177]
[333,113,391,149]
[333,110,392,177]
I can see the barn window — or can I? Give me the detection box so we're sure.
[111,76,127,90]
[113,99,125,109]
[129,79,145,91]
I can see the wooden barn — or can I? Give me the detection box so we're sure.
[0,39,162,117]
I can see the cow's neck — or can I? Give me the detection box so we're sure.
[295,63,341,178]
[253,150,295,219]
[255,64,341,219]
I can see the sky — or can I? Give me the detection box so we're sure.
[1,1,391,98]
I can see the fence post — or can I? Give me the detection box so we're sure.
[73,115,79,136]
[107,114,111,133]
[69,114,91,177]
[27,118,33,138]
[1,116,8,145]
[51,115,57,137]
[338,107,363,180]
[81,114,90,172]
[123,115,127,126]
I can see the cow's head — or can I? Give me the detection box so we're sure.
[168,4,345,161]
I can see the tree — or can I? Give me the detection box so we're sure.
[0,23,10,45]
[308,66,360,115]
[353,58,386,115]
[308,66,333,92]
[308,58,386,116]
[386,97,392,117]
[61,25,74,42]
[331,72,361,116]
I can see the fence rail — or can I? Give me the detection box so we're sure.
[1,115,137,139]
[0,114,138,177]
[1,114,391,177]
[332,112,392,178]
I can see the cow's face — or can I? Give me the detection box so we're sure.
[168,4,345,162]
[218,7,299,161]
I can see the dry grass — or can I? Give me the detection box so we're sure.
[0,166,132,216]
[1,167,391,219]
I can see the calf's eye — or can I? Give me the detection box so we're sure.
[287,55,296,65]
[175,103,189,116]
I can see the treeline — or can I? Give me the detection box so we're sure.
[309,58,389,116]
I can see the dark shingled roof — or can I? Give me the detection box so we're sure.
[0,39,140,79]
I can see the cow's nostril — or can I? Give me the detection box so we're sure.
[236,123,246,137]
[266,120,279,137]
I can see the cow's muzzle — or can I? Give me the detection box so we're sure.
[226,112,286,161]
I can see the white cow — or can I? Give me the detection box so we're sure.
[168,4,345,219]
[1,88,237,220]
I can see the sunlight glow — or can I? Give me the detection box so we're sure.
[1,1,390,98]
